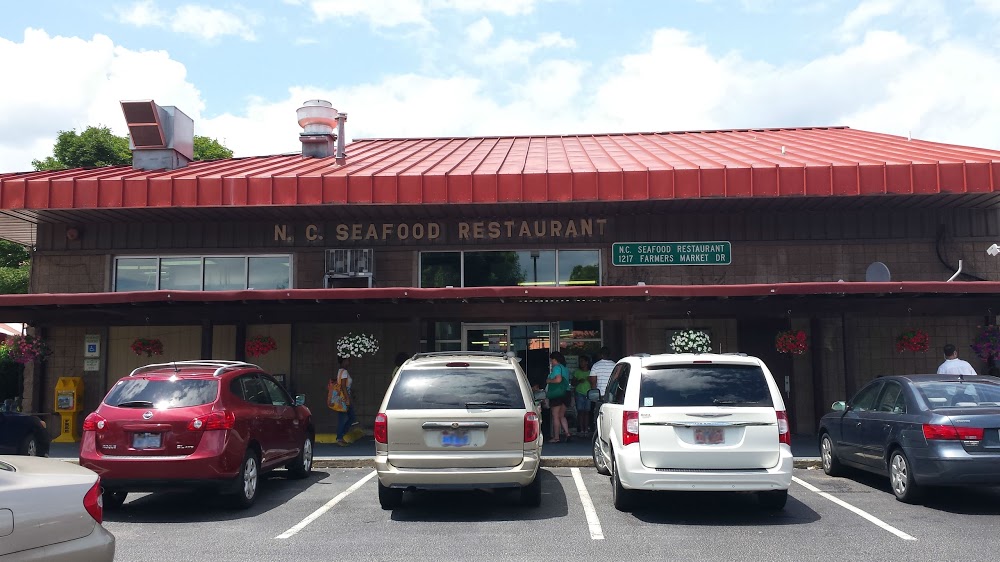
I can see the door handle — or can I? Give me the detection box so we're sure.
[856,422,862,427]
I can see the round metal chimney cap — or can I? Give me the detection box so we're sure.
[297,100,339,132]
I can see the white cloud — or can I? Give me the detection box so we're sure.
[116,1,258,41]
[472,32,575,66]
[465,17,493,44]
[306,0,555,27]
[838,0,951,43]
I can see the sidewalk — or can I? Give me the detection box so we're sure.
[48,434,822,468]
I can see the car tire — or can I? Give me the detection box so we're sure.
[611,453,636,512]
[820,433,843,477]
[231,449,261,509]
[593,431,610,476]
[519,471,542,507]
[757,489,788,510]
[378,480,403,510]
[103,490,128,510]
[18,434,38,456]
[889,449,922,504]
[286,435,314,479]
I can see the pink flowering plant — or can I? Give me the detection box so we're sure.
[4,334,52,364]
[970,325,1000,362]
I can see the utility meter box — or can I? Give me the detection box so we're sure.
[53,377,84,443]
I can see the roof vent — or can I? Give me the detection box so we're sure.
[297,100,347,162]
[120,100,194,171]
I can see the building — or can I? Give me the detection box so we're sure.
[1,99,998,438]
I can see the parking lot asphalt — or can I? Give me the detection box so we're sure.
[100,465,1000,562]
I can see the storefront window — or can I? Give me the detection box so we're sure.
[464,251,556,287]
[160,258,203,291]
[115,258,158,292]
[204,257,247,291]
[248,257,291,290]
[558,250,600,286]
[559,320,603,360]
[420,252,460,288]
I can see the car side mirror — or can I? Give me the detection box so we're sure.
[587,389,602,403]
[294,394,306,406]
[831,401,846,412]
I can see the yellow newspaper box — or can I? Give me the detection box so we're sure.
[53,377,84,443]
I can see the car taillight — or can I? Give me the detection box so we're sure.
[776,410,791,446]
[187,410,235,431]
[524,412,539,443]
[923,424,984,441]
[623,411,639,446]
[374,413,388,444]
[83,413,106,432]
[84,479,103,524]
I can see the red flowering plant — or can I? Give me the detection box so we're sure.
[246,335,277,358]
[970,325,1000,362]
[4,334,52,364]
[131,337,164,357]
[895,329,929,353]
[775,330,808,355]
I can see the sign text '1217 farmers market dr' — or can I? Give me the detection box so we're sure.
[612,242,732,266]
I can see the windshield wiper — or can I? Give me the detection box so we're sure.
[465,401,513,409]
[116,400,155,408]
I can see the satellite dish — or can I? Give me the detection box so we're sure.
[865,261,891,282]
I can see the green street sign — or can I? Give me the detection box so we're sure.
[612,241,732,266]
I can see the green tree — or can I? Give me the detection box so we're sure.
[0,240,29,294]
[32,126,233,171]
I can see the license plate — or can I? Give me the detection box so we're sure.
[694,427,725,445]
[133,433,162,449]
[441,429,470,447]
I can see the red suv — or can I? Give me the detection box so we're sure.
[79,361,314,509]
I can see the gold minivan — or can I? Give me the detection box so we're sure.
[374,352,543,509]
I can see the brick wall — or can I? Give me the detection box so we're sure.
[31,254,108,293]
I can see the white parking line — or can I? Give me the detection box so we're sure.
[792,476,916,541]
[276,470,377,539]
[570,468,605,540]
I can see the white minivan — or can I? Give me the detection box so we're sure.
[591,353,793,511]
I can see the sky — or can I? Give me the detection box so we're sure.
[1,0,999,172]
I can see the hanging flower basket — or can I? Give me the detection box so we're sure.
[970,325,1000,362]
[670,330,711,353]
[246,335,277,358]
[775,329,808,355]
[130,337,164,358]
[895,329,930,353]
[4,334,52,364]
[336,332,380,358]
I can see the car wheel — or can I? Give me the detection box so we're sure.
[378,480,403,510]
[519,471,542,507]
[231,450,261,509]
[889,449,922,504]
[593,431,610,476]
[103,490,128,510]
[611,453,636,512]
[18,434,38,456]
[820,433,843,477]
[757,489,788,510]
[287,435,314,479]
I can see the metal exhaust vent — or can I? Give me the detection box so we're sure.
[120,100,194,170]
[121,100,166,148]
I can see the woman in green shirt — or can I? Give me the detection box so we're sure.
[572,355,593,434]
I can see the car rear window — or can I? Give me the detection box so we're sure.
[104,378,219,408]
[640,364,774,407]
[386,368,526,410]
[915,381,1000,408]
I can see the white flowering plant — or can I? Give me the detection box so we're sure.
[336,332,380,358]
[670,330,712,353]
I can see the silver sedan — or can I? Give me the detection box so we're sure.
[0,455,115,561]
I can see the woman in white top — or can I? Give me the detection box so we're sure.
[333,356,355,446]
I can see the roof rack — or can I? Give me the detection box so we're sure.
[629,353,651,358]
[410,351,512,360]
[129,360,261,378]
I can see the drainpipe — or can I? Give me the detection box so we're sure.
[947,259,963,282]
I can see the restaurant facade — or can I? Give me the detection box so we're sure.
[1,100,999,438]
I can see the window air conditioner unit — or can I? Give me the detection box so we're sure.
[325,249,374,288]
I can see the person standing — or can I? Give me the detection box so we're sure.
[937,343,977,375]
[329,356,356,446]
[572,355,593,435]
[591,347,616,396]
[546,351,572,443]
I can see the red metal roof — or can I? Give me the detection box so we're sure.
[2,127,999,211]
[0,281,997,308]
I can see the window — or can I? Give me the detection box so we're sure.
[261,377,291,407]
[386,369,526,410]
[104,379,219,408]
[613,365,630,404]
[916,381,1000,408]
[114,255,291,292]
[605,364,628,404]
[418,249,600,288]
[240,376,272,406]
[876,382,906,413]
[559,321,602,357]
[640,364,774,408]
[849,382,883,412]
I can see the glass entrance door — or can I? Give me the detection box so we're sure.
[463,325,511,354]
